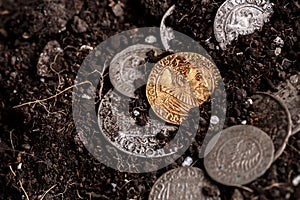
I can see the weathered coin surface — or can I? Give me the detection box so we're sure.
[273,72,300,135]
[214,0,274,50]
[109,44,162,98]
[98,89,179,158]
[160,4,176,51]
[146,52,220,125]
[204,125,274,186]
[149,167,220,200]
[249,92,292,160]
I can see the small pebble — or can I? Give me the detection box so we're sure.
[40,78,45,82]
[241,120,247,125]
[210,116,219,125]
[274,47,281,56]
[133,110,140,116]
[112,3,124,17]
[111,183,117,188]
[273,36,284,47]
[246,98,253,105]
[182,156,193,166]
[292,175,300,186]
[17,163,22,170]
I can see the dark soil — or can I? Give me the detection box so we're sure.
[0,0,299,199]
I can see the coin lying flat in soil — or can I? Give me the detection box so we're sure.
[109,44,162,98]
[214,0,274,49]
[149,167,220,200]
[273,72,300,135]
[97,89,178,158]
[146,52,221,125]
[204,125,274,186]
[249,92,292,161]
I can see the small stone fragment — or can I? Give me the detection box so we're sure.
[273,36,284,47]
[292,175,300,186]
[182,156,193,166]
[231,189,244,200]
[112,3,124,17]
[275,47,281,56]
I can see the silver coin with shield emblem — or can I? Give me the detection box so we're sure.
[204,125,274,186]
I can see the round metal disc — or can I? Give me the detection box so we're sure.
[146,52,221,125]
[149,167,220,200]
[214,0,274,49]
[250,92,292,160]
[109,44,162,98]
[204,125,274,186]
[97,89,178,158]
[273,72,300,135]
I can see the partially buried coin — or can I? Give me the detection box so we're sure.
[249,92,292,161]
[109,44,162,98]
[146,52,221,125]
[273,72,300,135]
[214,0,274,49]
[204,125,274,186]
[149,167,220,200]
[98,89,178,158]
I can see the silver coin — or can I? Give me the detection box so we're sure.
[98,89,178,158]
[204,125,274,186]
[109,44,162,98]
[273,72,300,135]
[149,167,220,200]
[250,92,292,160]
[160,4,176,51]
[214,0,274,50]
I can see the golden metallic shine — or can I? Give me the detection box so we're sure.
[146,52,219,125]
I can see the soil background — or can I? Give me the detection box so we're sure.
[0,0,299,199]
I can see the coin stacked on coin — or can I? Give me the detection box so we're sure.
[146,52,221,125]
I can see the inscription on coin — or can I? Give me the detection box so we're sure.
[149,167,220,200]
[214,0,274,49]
[146,52,221,125]
[204,125,274,186]
[98,90,178,157]
[109,44,162,98]
[249,92,292,160]
[273,72,300,135]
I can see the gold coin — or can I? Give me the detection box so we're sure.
[146,52,218,125]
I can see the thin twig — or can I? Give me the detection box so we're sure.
[39,184,57,200]
[10,130,15,157]
[9,165,16,177]
[13,81,91,108]
[19,180,29,200]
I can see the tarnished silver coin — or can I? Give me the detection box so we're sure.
[204,125,274,186]
[249,92,292,160]
[273,72,300,135]
[160,5,176,51]
[98,89,178,158]
[109,44,162,98]
[149,167,220,200]
[214,0,274,50]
